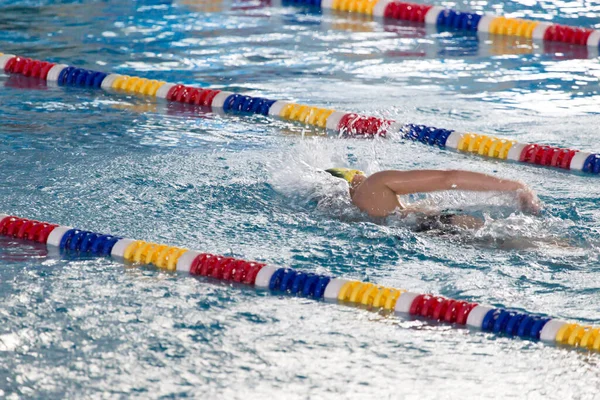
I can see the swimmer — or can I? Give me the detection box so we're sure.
[325,168,541,230]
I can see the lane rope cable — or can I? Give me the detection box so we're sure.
[0,52,598,175]
[279,0,600,49]
[0,213,597,353]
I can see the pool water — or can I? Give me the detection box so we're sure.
[1,0,600,398]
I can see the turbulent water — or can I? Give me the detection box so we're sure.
[0,0,600,398]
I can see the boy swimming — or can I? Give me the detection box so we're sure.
[325,168,541,230]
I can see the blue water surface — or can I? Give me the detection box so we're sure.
[1,0,600,398]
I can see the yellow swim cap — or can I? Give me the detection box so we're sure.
[325,168,365,184]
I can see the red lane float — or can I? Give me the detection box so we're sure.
[166,84,222,106]
[519,144,579,169]
[0,216,58,243]
[189,253,265,284]
[4,56,56,80]
[383,2,433,23]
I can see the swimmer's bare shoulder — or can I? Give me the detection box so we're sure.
[350,171,402,217]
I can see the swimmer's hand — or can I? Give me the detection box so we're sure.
[517,188,541,214]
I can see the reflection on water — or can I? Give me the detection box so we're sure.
[0,236,49,262]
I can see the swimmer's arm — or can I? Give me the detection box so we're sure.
[374,170,527,195]
[373,169,540,213]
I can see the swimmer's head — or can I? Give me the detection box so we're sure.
[325,168,365,185]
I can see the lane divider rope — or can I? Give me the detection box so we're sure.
[0,213,597,352]
[284,0,600,48]
[1,53,598,175]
